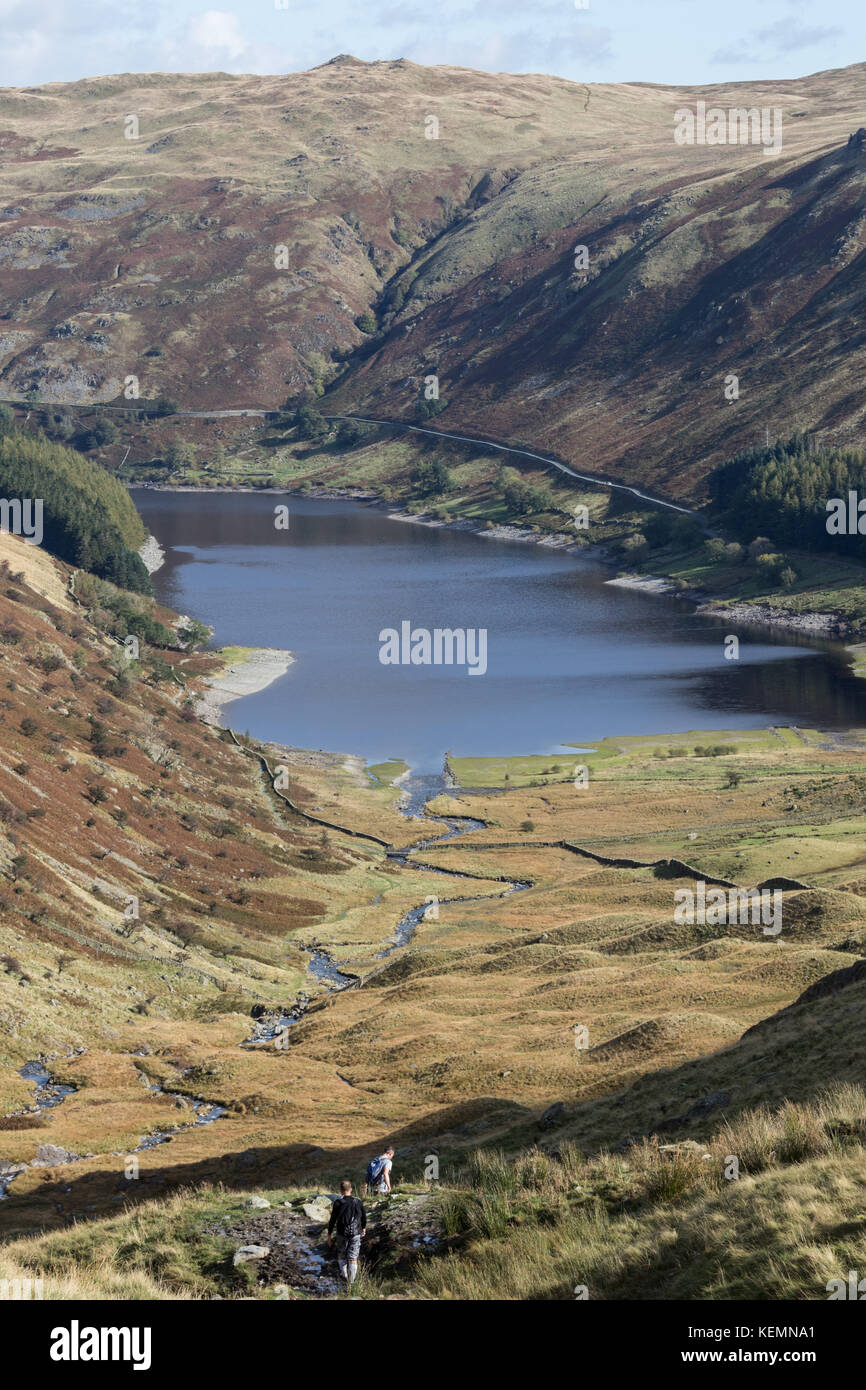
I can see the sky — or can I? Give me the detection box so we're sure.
[0,0,861,89]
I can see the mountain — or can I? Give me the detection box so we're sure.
[2,60,866,500]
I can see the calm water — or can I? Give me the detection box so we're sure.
[133,491,866,770]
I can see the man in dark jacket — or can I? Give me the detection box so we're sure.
[327,1180,367,1288]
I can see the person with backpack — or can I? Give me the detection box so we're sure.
[327,1180,366,1289]
[364,1145,394,1197]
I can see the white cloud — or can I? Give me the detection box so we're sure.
[185,10,249,62]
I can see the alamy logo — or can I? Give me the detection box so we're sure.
[674,882,782,936]
[379,621,487,676]
[0,497,43,546]
[0,1276,43,1299]
[826,493,866,534]
[674,101,782,153]
[827,1271,866,1299]
[50,1320,152,1370]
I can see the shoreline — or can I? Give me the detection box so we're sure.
[132,479,864,682]
[195,647,295,726]
[694,600,851,639]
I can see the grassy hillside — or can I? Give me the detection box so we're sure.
[3,539,866,1251]
[3,1083,865,1299]
[0,529,865,1304]
[2,60,866,498]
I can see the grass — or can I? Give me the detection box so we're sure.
[4,1087,865,1301]
[5,530,866,1290]
[412,1085,866,1300]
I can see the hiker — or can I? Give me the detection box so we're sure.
[364,1145,394,1197]
[327,1180,366,1289]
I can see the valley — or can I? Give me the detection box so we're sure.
[1,46,866,1311]
[1,516,866,1298]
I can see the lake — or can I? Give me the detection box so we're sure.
[133,490,866,771]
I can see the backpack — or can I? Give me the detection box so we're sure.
[365,1156,386,1186]
[335,1197,362,1237]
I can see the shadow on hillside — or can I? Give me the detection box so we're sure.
[0,1096,531,1238]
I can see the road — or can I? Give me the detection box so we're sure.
[320,413,704,522]
[178,406,703,522]
[5,397,707,522]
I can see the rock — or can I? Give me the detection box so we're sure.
[33,1144,79,1166]
[247,1195,271,1209]
[302,1196,333,1222]
[232,1245,270,1267]
[538,1101,564,1129]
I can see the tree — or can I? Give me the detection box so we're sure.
[412,459,452,496]
[708,435,866,563]
[498,466,553,516]
[642,510,679,547]
[622,533,649,562]
[748,536,775,560]
[0,422,151,590]
[0,404,15,437]
[82,415,120,450]
[336,419,374,449]
[295,406,329,441]
[756,552,788,586]
[44,409,76,442]
[356,311,377,334]
[704,537,727,563]
[165,440,197,470]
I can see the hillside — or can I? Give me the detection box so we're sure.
[3,544,866,1250]
[4,55,866,1304]
[2,60,866,499]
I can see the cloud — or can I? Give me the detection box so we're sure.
[755,19,842,54]
[186,10,249,62]
[0,1,299,84]
[711,19,842,66]
[159,8,288,74]
[0,0,151,84]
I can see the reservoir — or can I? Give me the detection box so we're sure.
[133,490,866,770]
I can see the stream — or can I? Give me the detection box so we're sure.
[0,764,524,1202]
[245,761,528,1039]
[0,1060,229,1199]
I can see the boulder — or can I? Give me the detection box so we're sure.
[247,1194,271,1209]
[33,1144,79,1166]
[302,1196,333,1222]
[232,1245,270,1267]
[538,1102,564,1130]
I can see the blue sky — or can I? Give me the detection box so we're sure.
[0,0,860,88]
